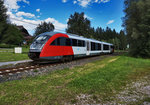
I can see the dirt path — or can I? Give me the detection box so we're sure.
[106,74,150,105]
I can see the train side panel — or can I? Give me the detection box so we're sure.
[29,32,114,61]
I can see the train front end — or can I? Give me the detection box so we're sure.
[28,34,51,61]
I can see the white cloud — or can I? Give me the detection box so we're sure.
[4,0,66,35]
[45,18,67,31]
[16,11,35,18]
[66,19,69,22]
[7,11,66,35]
[78,0,91,7]
[36,9,40,12]
[84,14,93,20]
[100,0,110,3]
[95,0,98,2]
[107,20,114,25]
[73,0,110,7]
[4,0,29,11]
[73,1,77,4]
[22,0,29,4]
[62,0,67,3]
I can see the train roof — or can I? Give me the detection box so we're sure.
[39,31,113,46]
[39,32,59,36]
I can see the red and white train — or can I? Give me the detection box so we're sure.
[28,32,114,61]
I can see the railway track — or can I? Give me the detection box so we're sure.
[0,52,122,77]
[0,62,60,77]
[0,65,38,76]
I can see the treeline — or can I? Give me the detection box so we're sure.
[1,0,149,58]
[66,12,127,50]
[0,0,127,50]
[0,0,23,45]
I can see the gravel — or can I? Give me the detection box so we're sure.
[71,75,150,105]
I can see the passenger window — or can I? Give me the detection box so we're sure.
[78,40,82,46]
[57,38,60,45]
[95,43,98,50]
[91,42,95,51]
[65,38,71,46]
[59,37,65,46]
[83,41,85,47]
[50,37,66,46]
[98,43,101,50]
[72,39,77,46]
[103,44,109,50]
[51,40,56,45]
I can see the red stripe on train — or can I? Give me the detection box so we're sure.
[40,33,74,57]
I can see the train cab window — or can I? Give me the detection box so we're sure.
[65,38,71,46]
[98,43,101,50]
[34,35,51,44]
[103,44,109,50]
[72,39,77,46]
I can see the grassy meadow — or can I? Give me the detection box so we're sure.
[0,55,150,104]
[0,47,29,62]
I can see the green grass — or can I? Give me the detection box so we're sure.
[0,55,150,104]
[0,47,29,62]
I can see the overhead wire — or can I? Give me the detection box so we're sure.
[9,17,66,32]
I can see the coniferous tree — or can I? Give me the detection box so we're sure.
[1,24,23,45]
[66,12,128,50]
[34,22,55,36]
[123,0,150,57]
[0,0,7,22]
[66,12,91,37]
[119,30,127,50]
[0,0,8,42]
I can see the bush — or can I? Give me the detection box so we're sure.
[0,44,17,48]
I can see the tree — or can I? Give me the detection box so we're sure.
[66,12,91,37]
[1,24,23,45]
[0,0,23,45]
[95,27,104,40]
[123,0,150,57]
[0,0,8,42]
[34,22,55,36]
[0,0,7,22]
[119,30,127,50]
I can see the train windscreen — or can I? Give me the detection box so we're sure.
[34,35,51,44]
[30,35,51,50]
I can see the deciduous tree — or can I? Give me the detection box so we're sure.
[123,0,150,57]
[34,22,55,36]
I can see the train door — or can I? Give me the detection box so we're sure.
[86,41,90,55]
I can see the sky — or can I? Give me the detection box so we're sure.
[4,0,125,35]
